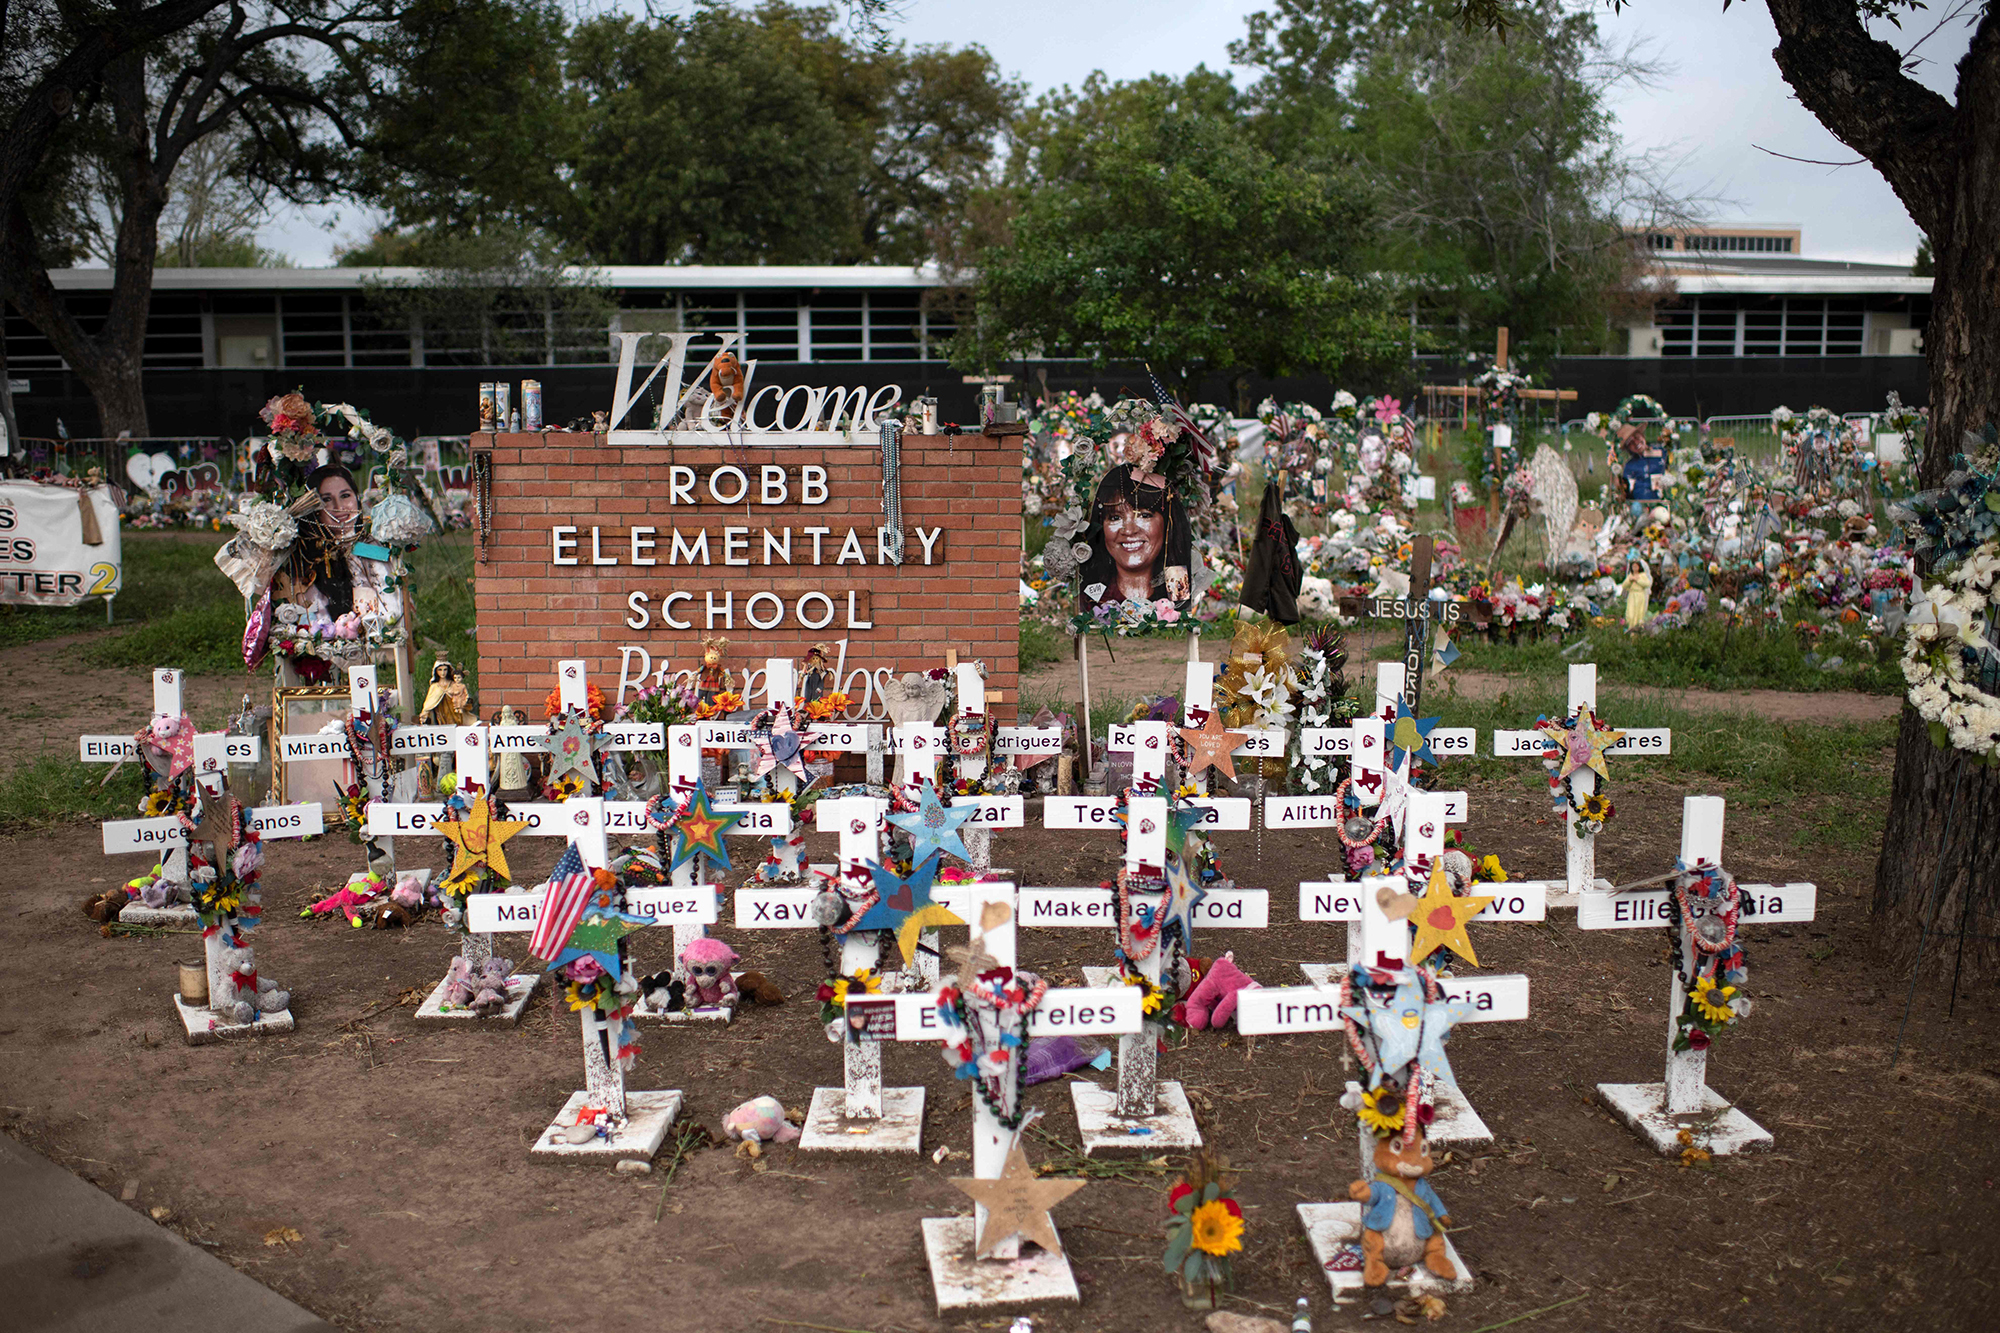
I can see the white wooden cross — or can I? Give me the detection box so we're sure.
[1489,663,1672,905]
[463,797,718,1160]
[86,666,317,927]
[1585,794,1816,1156]
[895,880,1143,1312]
[1292,788,1544,1144]
[1239,856,1529,1300]
[1042,766,1258,1151]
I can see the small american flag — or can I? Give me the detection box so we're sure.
[529,842,594,963]
[1144,366,1215,474]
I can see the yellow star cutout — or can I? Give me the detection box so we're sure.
[438,796,528,889]
[948,1139,1086,1258]
[1407,860,1494,967]
[1178,708,1246,782]
[1537,704,1625,783]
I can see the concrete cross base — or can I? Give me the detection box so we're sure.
[798,1086,925,1153]
[414,971,541,1023]
[1080,965,1117,987]
[531,1090,682,1161]
[1070,1079,1202,1154]
[174,995,294,1046]
[1597,1082,1773,1157]
[117,902,200,927]
[1298,1202,1474,1297]
[920,1216,1080,1313]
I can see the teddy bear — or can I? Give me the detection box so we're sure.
[471,957,515,1016]
[1347,1124,1454,1287]
[679,936,740,1009]
[212,944,289,1024]
[371,874,428,929]
[441,956,479,1009]
[721,1095,801,1158]
[639,970,687,1013]
[1182,951,1260,1030]
[734,970,784,1006]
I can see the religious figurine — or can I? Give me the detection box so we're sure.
[698,636,735,705]
[799,643,833,704]
[494,704,535,801]
[1618,559,1653,630]
[421,659,470,725]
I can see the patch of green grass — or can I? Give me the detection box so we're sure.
[85,598,253,674]
[1424,680,1896,810]
[1020,618,1068,671]
[1381,616,1902,695]
[405,533,481,694]
[0,532,235,649]
[0,754,143,833]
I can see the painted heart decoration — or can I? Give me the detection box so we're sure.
[124,451,176,495]
[771,730,803,764]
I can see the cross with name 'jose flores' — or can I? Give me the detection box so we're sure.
[1582,794,1816,1158]
[1490,663,1672,905]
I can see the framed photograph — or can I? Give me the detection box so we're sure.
[271,686,353,815]
[1075,463,1193,620]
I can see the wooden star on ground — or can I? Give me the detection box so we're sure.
[438,795,529,890]
[1536,704,1625,782]
[1408,860,1494,967]
[1177,708,1246,782]
[949,1139,1086,1259]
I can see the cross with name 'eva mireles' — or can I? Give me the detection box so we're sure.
[868,880,1143,1312]
[1491,663,1672,905]
[1584,794,1816,1157]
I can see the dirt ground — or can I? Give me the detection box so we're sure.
[3,644,1994,1333]
[1022,634,1904,726]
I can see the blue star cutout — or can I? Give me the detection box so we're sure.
[1343,973,1429,1087]
[668,783,742,872]
[855,853,965,963]
[1386,694,1442,770]
[1416,994,1477,1089]
[888,780,975,864]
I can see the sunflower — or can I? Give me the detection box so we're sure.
[552,773,586,801]
[1691,977,1737,1023]
[140,790,174,818]
[1580,794,1613,821]
[1188,1199,1245,1256]
[1357,1085,1406,1136]
[830,970,880,1003]
[1124,971,1167,1015]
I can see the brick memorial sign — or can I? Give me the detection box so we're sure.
[472,428,1021,714]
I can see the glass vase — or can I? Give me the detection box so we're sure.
[1176,1273,1222,1310]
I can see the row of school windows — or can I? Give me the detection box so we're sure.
[1,289,959,372]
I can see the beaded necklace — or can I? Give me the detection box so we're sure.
[1334,778,1389,849]
[939,969,1049,1130]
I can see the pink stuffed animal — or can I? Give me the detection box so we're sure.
[722,1095,800,1157]
[1183,951,1260,1030]
[679,936,740,1009]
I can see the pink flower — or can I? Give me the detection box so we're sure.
[333,612,363,640]
[1374,396,1402,424]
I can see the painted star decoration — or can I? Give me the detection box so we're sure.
[1177,708,1246,782]
[548,880,650,976]
[949,1138,1086,1259]
[1386,695,1442,771]
[545,717,599,792]
[753,706,812,790]
[668,783,742,871]
[1408,860,1495,967]
[889,779,975,864]
[188,784,238,858]
[1341,972,1428,1087]
[856,853,965,965]
[437,795,529,890]
[1415,992,1478,1089]
[1536,704,1625,783]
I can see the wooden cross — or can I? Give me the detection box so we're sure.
[880,881,1142,1311]
[1489,663,1672,903]
[87,666,319,928]
[1582,795,1816,1156]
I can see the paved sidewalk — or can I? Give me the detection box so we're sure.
[0,1134,338,1333]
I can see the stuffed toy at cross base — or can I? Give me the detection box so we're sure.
[1182,951,1260,1030]
[679,936,740,1009]
[734,970,784,1006]
[370,875,427,929]
[1348,1125,1455,1287]
[212,944,290,1024]
[639,970,686,1013]
[721,1095,801,1158]
[471,957,515,1016]
[304,873,385,926]
[441,956,479,1009]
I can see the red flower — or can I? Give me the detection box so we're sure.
[1170,1001,1188,1026]
[816,983,835,1002]
[1688,1029,1712,1051]
[1222,1198,1243,1218]
[1169,1182,1193,1213]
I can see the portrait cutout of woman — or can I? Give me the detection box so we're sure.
[273,462,398,625]
[1078,463,1193,615]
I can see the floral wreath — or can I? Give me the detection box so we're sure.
[1537,709,1621,840]
[1667,862,1747,1053]
[1893,436,2000,760]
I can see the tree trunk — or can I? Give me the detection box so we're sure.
[0,51,164,440]
[1764,3,2000,980]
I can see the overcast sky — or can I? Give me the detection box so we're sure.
[264,0,1976,267]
